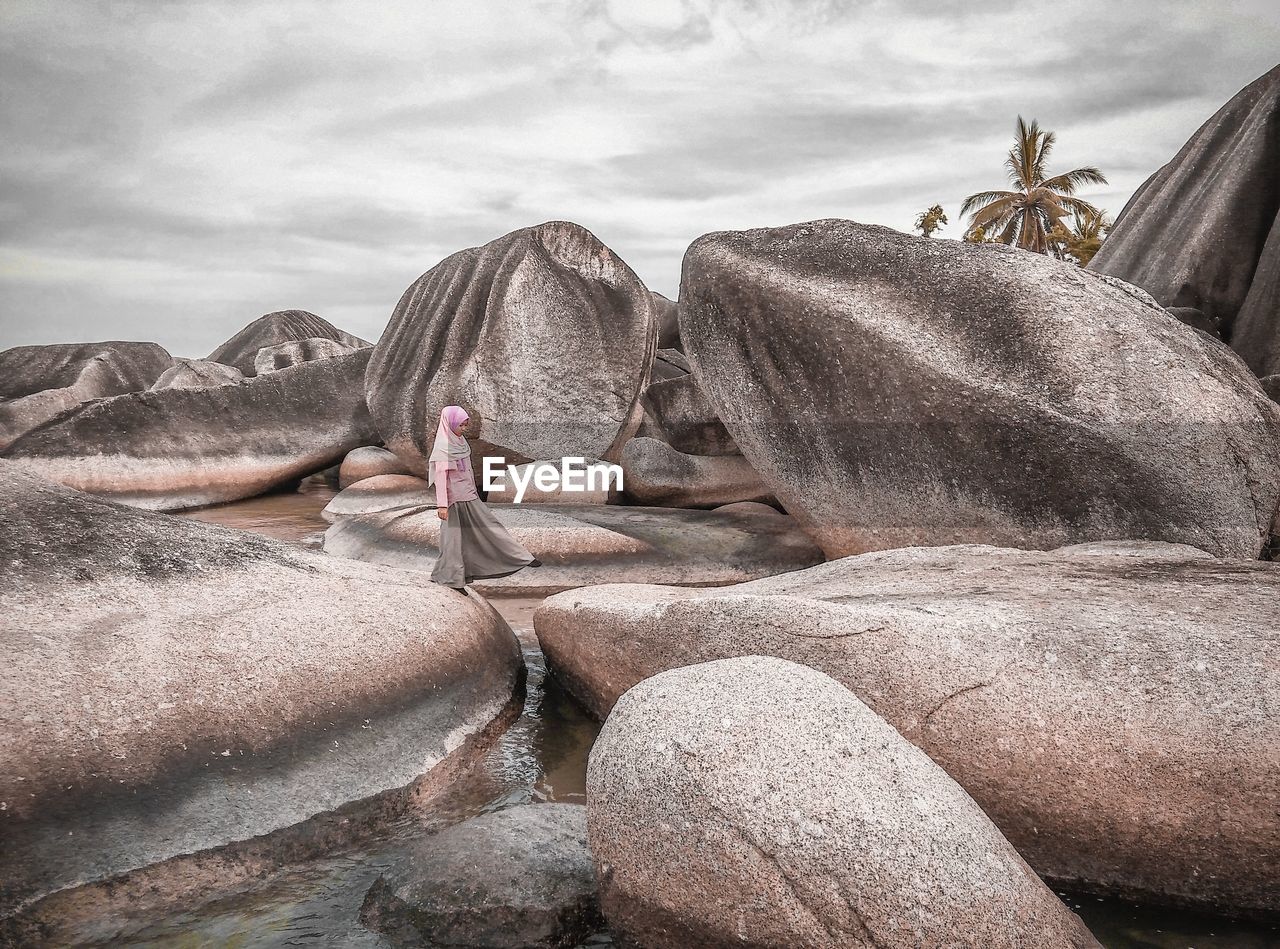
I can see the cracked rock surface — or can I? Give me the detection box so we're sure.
[587,656,1101,949]
[539,540,1280,914]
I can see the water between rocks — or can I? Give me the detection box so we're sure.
[30,484,1276,948]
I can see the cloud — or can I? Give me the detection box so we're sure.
[1,0,1278,354]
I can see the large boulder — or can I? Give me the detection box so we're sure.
[253,336,360,374]
[322,474,435,522]
[1089,65,1280,374]
[0,341,174,450]
[4,349,377,511]
[589,656,1100,949]
[537,541,1280,914]
[324,502,824,596]
[651,290,681,349]
[621,436,773,508]
[639,372,738,455]
[364,221,657,475]
[360,804,603,948]
[150,358,244,390]
[338,445,414,489]
[0,463,524,915]
[208,309,370,376]
[680,219,1280,558]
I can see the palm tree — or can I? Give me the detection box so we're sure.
[1050,207,1113,266]
[961,117,1107,254]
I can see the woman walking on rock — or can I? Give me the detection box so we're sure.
[428,405,539,591]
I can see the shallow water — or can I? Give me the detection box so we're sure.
[26,486,1277,947]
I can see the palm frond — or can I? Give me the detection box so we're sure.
[968,198,1020,232]
[959,190,1018,217]
[1040,167,1108,194]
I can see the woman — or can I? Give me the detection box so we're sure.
[428,405,539,591]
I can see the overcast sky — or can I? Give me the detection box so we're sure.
[2,1,1278,355]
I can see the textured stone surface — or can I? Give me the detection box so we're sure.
[208,309,370,376]
[360,804,602,948]
[324,502,823,596]
[322,474,435,522]
[589,657,1100,949]
[0,463,523,915]
[539,541,1280,914]
[639,372,738,455]
[338,445,413,489]
[621,436,772,508]
[1090,65,1280,374]
[365,221,656,474]
[651,290,681,349]
[253,336,360,374]
[150,358,244,390]
[679,219,1280,558]
[4,349,377,511]
[0,341,174,450]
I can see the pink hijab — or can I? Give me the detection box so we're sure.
[426,405,470,486]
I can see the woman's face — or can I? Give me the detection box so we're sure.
[454,415,478,437]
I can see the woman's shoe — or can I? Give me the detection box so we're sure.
[528,558,543,567]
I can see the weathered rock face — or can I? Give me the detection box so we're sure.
[680,219,1280,558]
[1090,65,1280,374]
[338,445,413,489]
[621,437,773,508]
[1261,374,1280,403]
[651,290,681,349]
[589,657,1100,949]
[4,349,377,511]
[639,372,738,456]
[207,309,371,376]
[253,336,360,374]
[538,542,1280,914]
[324,502,823,596]
[150,358,244,390]
[360,804,603,948]
[650,348,691,383]
[0,463,523,915]
[365,221,657,475]
[322,474,435,522]
[0,341,174,450]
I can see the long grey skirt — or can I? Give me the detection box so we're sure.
[430,498,535,589]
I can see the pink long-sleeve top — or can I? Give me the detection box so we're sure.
[434,460,479,508]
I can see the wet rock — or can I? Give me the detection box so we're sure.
[0,463,524,915]
[0,341,174,450]
[322,474,435,522]
[620,437,772,508]
[339,445,414,489]
[150,358,244,390]
[680,219,1280,558]
[208,309,371,376]
[1089,65,1280,374]
[640,373,738,456]
[537,541,1280,914]
[487,458,621,505]
[364,221,656,474]
[324,502,823,596]
[4,349,377,511]
[588,656,1100,949]
[360,804,603,948]
[253,336,360,374]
